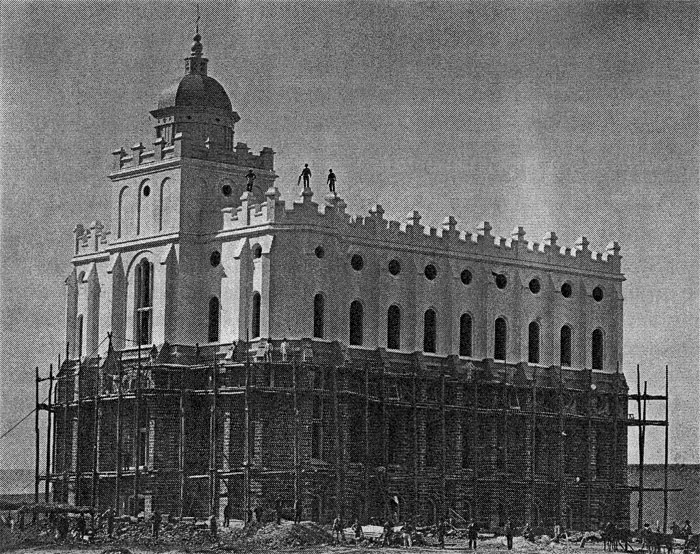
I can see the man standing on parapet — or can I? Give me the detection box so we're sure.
[299,164,312,188]
[245,169,257,192]
[327,169,336,193]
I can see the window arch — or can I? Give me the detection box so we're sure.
[251,292,261,339]
[387,305,401,350]
[134,258,153,345]
[118,186,129,238]
[208,297,220,343]
[528,321,540,364]
[349,300,363,346]
[494,317,507,361]
[460,313,472,357]
[592,329,604,370]
[313,293,324,339]
[423,309,437,353]
[560,325,572,367]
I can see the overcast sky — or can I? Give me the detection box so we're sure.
[0,1,697,474]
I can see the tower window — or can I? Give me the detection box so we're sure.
[208,297,220,343]
[592,329,604,370]
[494,317,507,361]
[387,305,401,350]
[349,301,363,346]
[592,286,604,302]
[388,260,401,276]
[495,274,508,289]
[560,325,572,367]
[424,264,437,281]
[252,245,263,259]
[210,251,221,267]
[251,292,261,339]
[134,259,153,345]
[528,322,540,364]
[529,279,541,294]
[313,293,324,339]
[461,269,472,285]
[142,185,151,197]
[423,309,437,353]
[315,246,325,259]
[561,282,572,298]
[222,184,232,196]
[76,314,84,359]
[460,314,472,357]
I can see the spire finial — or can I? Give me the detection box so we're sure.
[185,3,208,75]
[196,2,200,35]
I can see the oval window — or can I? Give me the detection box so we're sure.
[592,286,604,302]
[210,251,221,267]
[495,274,507,289]
[388,260,401,276]
[222,184,232,196]
[351,254,364,271]
[253,245,263,259]
[461,269,472,285]
[529,279,541,294]
[561,283,572,298]
[142,185,151,197]
[424,264,437,281]
[315,246,325,259]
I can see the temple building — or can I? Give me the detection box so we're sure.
[52,32,629,529]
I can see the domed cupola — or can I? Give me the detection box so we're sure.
[150,32,240,154]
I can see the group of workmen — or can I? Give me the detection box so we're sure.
[244,164,337,193]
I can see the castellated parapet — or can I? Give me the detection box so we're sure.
[221,187,622,276]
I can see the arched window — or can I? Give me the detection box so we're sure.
[560,326,572,367]
[387,305,401,350]
[208,297,220,343]
[349,301,363,346]
[76,314,84,359]
[528,322,540,364]
[423,309,437,353]
[251,292,261,339]
[592,329,604,370]
[460,314,472,357]
[134,259,153,345]
[313,293,324,339]
[494,317,507,361]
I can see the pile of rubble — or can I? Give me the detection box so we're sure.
[225,521,334,550]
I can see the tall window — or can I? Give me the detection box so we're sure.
[349,301,363,346]
[560,326,572,367]
[76,314,84,358]
[494,317,507,361]
[460,314,472,357]
[208,297,220,343]
[423,309,437,353]
[134,259,153,345]
[592,329,604,370]
[387,305,401,350]
[251,292,261,339]
[528,322,540,364]
[313,293,324,338]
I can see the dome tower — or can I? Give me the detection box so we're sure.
[150,32,241,156]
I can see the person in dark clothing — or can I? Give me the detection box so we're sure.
[327,169,336,193]
[437,518,447,548]
[254,506,263,524]
[209,514,218,539]
[505,519,514,550]
[294,501,302,525]
[299,164,312,188]
[58,514,69,540]
[468,520,479,550]
[77,512,87,535]
[275,497,282,525]
[223,504,231,528]
[245,169,257,192]
[152,510,161,539]
[381,519,393,547]
[332,514,345,544]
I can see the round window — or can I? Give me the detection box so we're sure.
[210,251,221,267]
[222,184,232,197]
[461,269,472,285]
[388,260,401,276]
[529,278,541,294]
[424,264,437,281]
[592,286,604,302]
[351,254,364,271]
[253,245,263,259]
[561,282,572,298]
[142,185,151,197]
[495,273,507,289]
[315,246,325,259]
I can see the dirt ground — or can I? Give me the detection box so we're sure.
[0,521,614,554]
